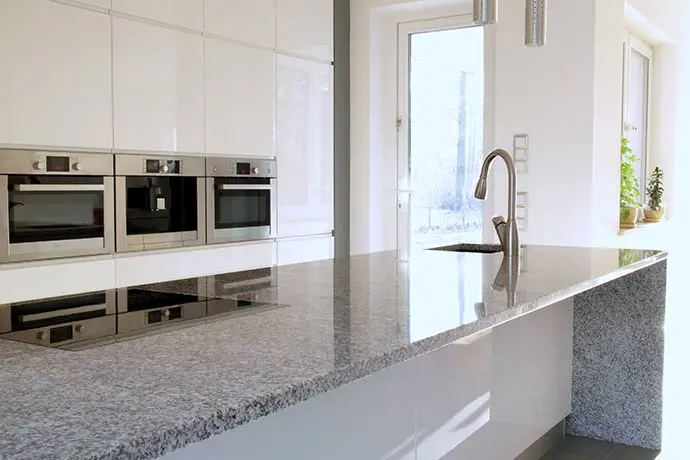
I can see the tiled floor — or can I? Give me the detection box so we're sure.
[539,436,660,460]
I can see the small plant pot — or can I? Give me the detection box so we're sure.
[620,206,638,229]
[644,205,665,223]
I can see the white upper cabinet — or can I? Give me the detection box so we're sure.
[205,0,276,48]
[113,18,204,153]
[277,0,333,61]
[111,0,203,31]
[0,0,112,149]
[205,40,275,157]
[277,55,333,238]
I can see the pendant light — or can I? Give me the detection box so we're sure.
[525,0,547,46]
[473,0,498,25]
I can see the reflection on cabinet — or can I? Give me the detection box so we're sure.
[0,0,112,149]
[112,18,204,153]
[415,331,492,459]
[277,236,334,266]
[277,55,333,238]
[111,0,203,31]
[277,0,334,61]
[204,0,275,48]
[205,40,275,157]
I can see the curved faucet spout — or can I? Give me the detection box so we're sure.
[474,148,519,257]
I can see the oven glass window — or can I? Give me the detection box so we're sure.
[126,177,198,235]
[8,176,105,244]
[215,189,271,229]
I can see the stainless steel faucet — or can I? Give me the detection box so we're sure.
[474,148,520,258]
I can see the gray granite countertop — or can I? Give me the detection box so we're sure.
[0,245,667,460]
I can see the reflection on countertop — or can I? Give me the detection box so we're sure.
[0,245,666,460]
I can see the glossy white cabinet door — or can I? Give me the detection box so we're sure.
[205,40,275,157]
[204,0,275,48]
[277,0,333,61]
[277,236,334,266]
[113,18,204,153]
[277,55,333,238]
[112,0,203,31]
[415,331,493,460]
[489,298,574,458]
[0,0,112,149]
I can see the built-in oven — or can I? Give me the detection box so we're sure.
[206,157,277,245]
[0,290,117,349]
[0,149,115,263]
[116,154,205,252]
[116,287,208,335]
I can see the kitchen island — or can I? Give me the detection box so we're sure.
[0,245,667,460]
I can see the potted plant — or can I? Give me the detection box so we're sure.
[620,137,641,229]
[644,166,665,222]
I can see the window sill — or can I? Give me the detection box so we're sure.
[618,220,669,236]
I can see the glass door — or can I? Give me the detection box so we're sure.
[397,16,486,259]
[214,180,271,231]
[8,175,106,243]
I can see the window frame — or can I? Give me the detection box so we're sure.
[622,31,653,203]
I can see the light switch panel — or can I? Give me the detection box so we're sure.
[516,192,528,231]
[516,192,528,207]
[513,134,529,174]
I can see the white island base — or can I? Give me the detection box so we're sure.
[163,299,573,460]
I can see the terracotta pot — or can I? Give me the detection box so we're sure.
[620,206,638,229]
[644,205,665,223]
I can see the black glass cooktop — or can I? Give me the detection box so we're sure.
[0,273,283,351]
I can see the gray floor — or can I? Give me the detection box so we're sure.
[540,436,661,460]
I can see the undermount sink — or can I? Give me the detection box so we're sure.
[429,243,503,254]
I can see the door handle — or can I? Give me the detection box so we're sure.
[13,184,105,192]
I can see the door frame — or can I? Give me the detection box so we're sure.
[396,13,496,259]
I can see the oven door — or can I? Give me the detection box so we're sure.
[207,178,276,244]
[0,291,117,348]
[0,175,115,262]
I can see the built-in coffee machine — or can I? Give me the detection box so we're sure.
[115,154,205,252]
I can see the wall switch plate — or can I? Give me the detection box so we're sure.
[514,134,529,174]
[516,192,528,231]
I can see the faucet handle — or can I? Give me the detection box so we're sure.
[492,216,506,227]
[492,215,507,249]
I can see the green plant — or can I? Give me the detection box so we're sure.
[620,137,641,219]
[646,166,664,211]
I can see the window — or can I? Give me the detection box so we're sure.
[622,32,653,202]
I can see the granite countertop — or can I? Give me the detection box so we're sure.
[0,245,667,460]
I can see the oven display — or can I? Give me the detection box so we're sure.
[47,156,70,172]
[236,162,251,175]
[145,160,160,173]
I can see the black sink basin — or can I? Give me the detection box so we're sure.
[429,243,503,254]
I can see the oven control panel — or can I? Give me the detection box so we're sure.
[206,157,277,178]
[0,150,114,176]
[145,159,181,174]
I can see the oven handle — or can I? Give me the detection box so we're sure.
[18,303,108,323]
[217,184,273,191]
[13,184,105,192]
